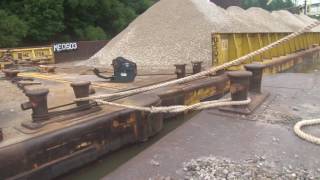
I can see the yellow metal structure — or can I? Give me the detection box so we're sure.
[212,32,320,69]
[0,46,55,68]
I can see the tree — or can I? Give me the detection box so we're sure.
[22,0,65,42]
[0,10,27,47]
[1,0,65,42]
[76,26,107,40]
[0,0,155,47]
[241,0,294,11]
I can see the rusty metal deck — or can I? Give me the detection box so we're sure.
[104,72,320,180]
[0,69,175,126]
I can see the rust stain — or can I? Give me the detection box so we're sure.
[185,87,217,105]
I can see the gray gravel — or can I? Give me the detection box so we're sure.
[271,10,308,31]
[85,0,261,72]
[296,14,320,32]
[182,156,320,180]
[84,0,320,73]
[227,6,272,32]
[246,7,293,32]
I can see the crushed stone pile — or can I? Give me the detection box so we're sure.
[85,0,320,73]
[296,14,320,32]
[182,156,320,180]
[272,10,308,31]
[86,0,259,72]
[227,6,272,32]
[246,7,293,32]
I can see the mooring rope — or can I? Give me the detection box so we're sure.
[294,119,320,145]
[95,98,251,113]
[77,20,320,102]
[78,21,320,145]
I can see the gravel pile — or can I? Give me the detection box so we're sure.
[271,10,307,31]
[85,0,320,73]
[86,0,255,72]
[295,14,320,32]
[183,156,320,180]
[227,6,272,32]
[246,7,293,32]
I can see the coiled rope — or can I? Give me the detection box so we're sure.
[80,21,320,145]
[294,119,320,145]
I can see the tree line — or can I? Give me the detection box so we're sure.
[0,0,295,48]
[241,0,294,11]
[0,0,154,48]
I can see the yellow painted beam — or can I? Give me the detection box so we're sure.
[212,32,320,69]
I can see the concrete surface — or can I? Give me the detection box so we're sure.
[104,72,320,179]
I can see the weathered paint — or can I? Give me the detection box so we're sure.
[263,47,320,74]
[212,32,320,70]
[184,86,217,105]
[0,46,55,66]
[0,73,230,179]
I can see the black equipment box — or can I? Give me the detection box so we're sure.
[112,57,137,82]
[93,57,137,83]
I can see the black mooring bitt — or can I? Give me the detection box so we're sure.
[219,69,269,115]
[21,87,50,122]
[2,69,20,79]
[227,70,252,101]
[244,63,265,94]
[191,61,203,74]
[71,81,91,107]
[174,64,187,79]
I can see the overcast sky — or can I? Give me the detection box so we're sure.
[296,0,320,5]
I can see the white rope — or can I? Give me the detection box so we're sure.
[77,20,320,102]
[294,119,320,145]
[78,21,320,145]
[95,98,251,113]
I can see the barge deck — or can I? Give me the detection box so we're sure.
[104,72,320,179]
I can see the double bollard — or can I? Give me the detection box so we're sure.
[21,81,92,123]
[224,63,266,114]
[174,61,203,79]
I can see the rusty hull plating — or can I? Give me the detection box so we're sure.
[0,72,229,180]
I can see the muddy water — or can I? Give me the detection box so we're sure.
[58,115,194,180]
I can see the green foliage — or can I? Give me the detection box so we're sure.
[241,0,294,11]
[23,0,65,41]
[76,26,108,40]
[0,10,28,47]
[0,0,155,48]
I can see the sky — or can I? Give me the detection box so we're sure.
[296,0,320,5]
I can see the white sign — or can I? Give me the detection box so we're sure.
[53,42,78,52]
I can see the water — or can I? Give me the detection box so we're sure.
[58,114,195,180]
